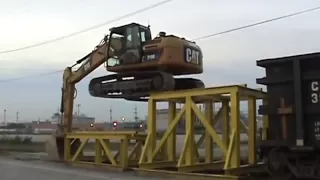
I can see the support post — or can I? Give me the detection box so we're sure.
[167,102,176,161]
[147,99,156,163]
[64,138,71,161]
[221,100,230,161]
[95,139,102,164]
[262,98,269,140]
[204,101,214,163]
[185,96,195,165]
[248,96,257,164]
[230,91,240,168]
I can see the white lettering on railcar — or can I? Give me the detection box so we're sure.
[311,81,320,103]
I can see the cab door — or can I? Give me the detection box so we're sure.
[122,25,142,64]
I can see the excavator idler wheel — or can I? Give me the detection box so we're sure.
[152,75,163,90]
[174,78,205,90]
[193,79,205,88]
[157,72,175,91]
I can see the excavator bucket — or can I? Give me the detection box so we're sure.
[45,134,81,161]
[45,135,65,161]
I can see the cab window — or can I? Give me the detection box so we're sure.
[140,27,151,42]
[125,26,140,49]
[140,32,146,42]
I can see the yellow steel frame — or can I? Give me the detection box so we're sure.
[139,85,267,173]
[64,131,146,169]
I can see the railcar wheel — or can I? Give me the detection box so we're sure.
[266,148,292,179]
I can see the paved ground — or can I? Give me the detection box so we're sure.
[0,156,165,180]
[0,143,253,180]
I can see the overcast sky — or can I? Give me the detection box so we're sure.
[0,0,319,122]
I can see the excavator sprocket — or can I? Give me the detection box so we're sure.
[88,71,204,101]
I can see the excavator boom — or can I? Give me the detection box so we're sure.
[68,36,110,83]
[46,35,121,160]
[60,36,112,133]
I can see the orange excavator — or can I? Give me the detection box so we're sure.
[89,22,204,101]
[45,22,205,160]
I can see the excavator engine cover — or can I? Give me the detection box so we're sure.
[89,71,204,100]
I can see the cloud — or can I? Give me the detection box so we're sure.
[0,0,320,121]
[1,26,320,121]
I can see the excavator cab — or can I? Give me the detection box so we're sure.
[106,23,152,67]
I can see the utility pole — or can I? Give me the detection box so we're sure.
[134,105,138,122]
[109,107,112,123]
[16,111,20,135]
[76,104,81,123]
[16,111,19,123]
[3,109,6,127]
[3,109,6,139]
[77,104,81,115]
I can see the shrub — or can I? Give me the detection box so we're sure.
[0,135,33,144]
[22,136,32,144]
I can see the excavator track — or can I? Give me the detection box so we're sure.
[125,77,205,101]
[88,71,204,101]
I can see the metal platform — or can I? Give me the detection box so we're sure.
[62,84,268,179]
[64,131,146,169]
[139,84,266,174]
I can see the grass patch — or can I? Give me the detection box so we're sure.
[0,135,33,144]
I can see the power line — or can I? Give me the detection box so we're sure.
[193,6,320,41]
[1,5,319,83]
[0,0,175,55]
[0,70,63,83]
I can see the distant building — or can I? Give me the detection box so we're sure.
[30,122,106,133]
[51,112,95,124]
[23,112,97,133]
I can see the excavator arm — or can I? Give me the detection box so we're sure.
[59,35,121,134]
[45,35,123,161]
